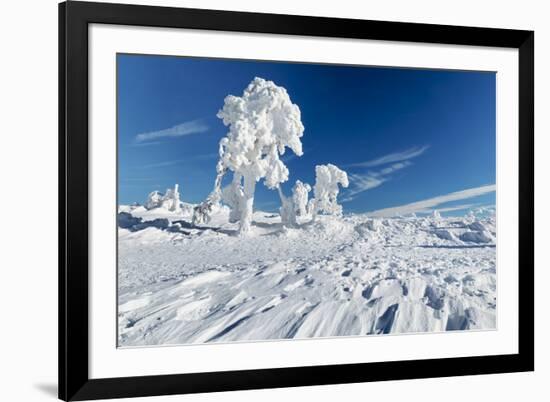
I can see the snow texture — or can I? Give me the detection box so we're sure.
[118,78,495,347]
[118,206,496,346]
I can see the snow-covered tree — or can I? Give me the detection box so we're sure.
[311,164,349,219]
[464,210,476,224]
[145,184,181,212]
[145,190,163,210]
[292,180,311,217]
[277,186,297,227]
[194,77,305,234]
[221,173,244,223]
[275,181,312,227]
[306,198,315,216]
[193,144,227,225]
[163,184,181,212]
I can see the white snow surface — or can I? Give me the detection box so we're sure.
[118,206,496,346]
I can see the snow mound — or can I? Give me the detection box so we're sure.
[468,221,487,232]
[434,229,457,241]
[459,230,494,243]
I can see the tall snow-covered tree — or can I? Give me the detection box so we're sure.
[276,180,312,227]
[277,186,297,227]
[163,184,181,212]
[312,164,349,219]
[194,77,305,234]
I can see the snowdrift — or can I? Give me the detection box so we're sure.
[117,206,496,346]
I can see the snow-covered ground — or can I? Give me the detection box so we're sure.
[117,205,496,347]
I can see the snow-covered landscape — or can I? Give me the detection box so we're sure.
[117,74,497,347]
[118,199,496,346]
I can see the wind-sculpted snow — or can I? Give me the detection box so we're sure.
[118,206,496,346]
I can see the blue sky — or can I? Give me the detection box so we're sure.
[117,54,496,216]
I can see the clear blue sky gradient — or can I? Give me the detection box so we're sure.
[117,54,496,215]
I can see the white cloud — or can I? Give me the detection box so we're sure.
[348,173,386,192]
[143,153,218,169]
[143,160,186,169]
[346,145,429,168]
[135,120,208,143]
[377,161,410,176]
[131,141,163,147]
[368,184,496,217]
[414,203,479,215]
[341,146,429,202]
[342,161,411,202]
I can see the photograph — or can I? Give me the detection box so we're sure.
[116,54,497,347]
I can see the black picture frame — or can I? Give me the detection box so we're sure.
[59,1,534,400]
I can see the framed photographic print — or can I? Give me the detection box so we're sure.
[59,1,534,400]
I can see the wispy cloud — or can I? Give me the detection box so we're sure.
[135,120,208,143]
[341,145,429,202]
[142,153,218,169]
[342,161,412,202]
[143,160,186,169]
[414,203,479,215]
[368,184,496,217]
[346,145,429,168]
[131,141,163,147]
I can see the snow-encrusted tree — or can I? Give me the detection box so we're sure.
[275,180,312,228]
[220,174,244,223]
[306,198,315,216]
[145,184,181,212]
[145,190,163,210]
[277,186,297,227]
[192,143,227,225]
[193,77,305,234]
[465,210,476,224]
[292,180,311,217]
[311,164,349,219]
[275,180,312,227]
[163,184,181,212]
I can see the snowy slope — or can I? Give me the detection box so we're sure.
[117,206,496,346]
